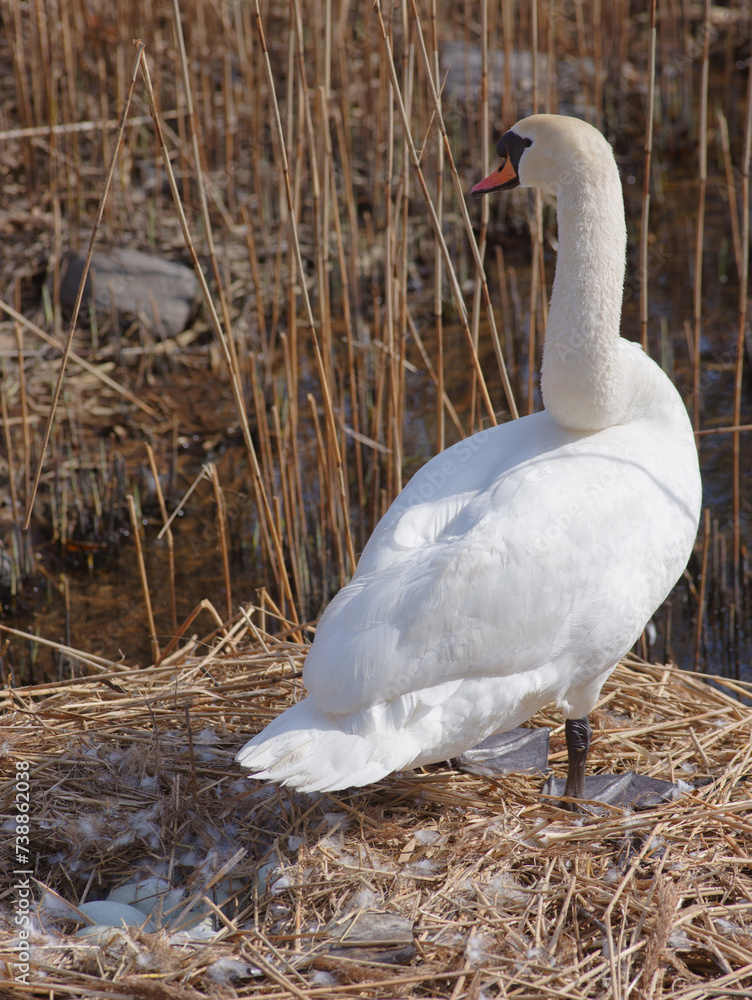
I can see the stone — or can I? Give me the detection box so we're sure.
[59,248,197,337]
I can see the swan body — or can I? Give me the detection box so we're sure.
[236,115,701,795]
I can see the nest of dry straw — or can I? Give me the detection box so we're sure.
[2,624,752,999]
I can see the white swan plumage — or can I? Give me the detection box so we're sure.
[236,114,702,798]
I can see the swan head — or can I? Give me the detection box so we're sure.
[471,114,617,199]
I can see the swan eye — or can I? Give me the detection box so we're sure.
[496,131,533,167]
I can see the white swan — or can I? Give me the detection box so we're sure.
[236,115,701,802]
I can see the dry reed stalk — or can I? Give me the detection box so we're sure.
[494,246,516,385]
[694,508,711,672]
[406,309,464,436]
[5,1,29,192]
[248,355,275,500]
[0,623,127,674]
[501,0,514,126]
[547,3,558,112]
[640,0,657,353]
[396,14,413,497]
[272,395,304,603]
[406,0,518,422]
[281,333,312,597]
[297,33,328,366]
[259,0,357,577]
[308,393,347,589]
[22,41,145,531]
[157,599,228,666]
[691,0,711,434]
[127,493,160,665]
[574,0,591,121]
[531,1,539,114]
[1,387,19,525]
[428,0,446,454]
[732,54,752,585]
[326,138,367,540]
[718,110,742,283]
[468,0,490,433]
[145,442,178,638]
[138,40,299,619]
[208,463,233,623]
[0,112,180,142]
[242,204,269,344]
[383,6,398,497]
[318,85,334,390]
[156,465,208,540]
[12,280,30,506]
[171,0,239,380]
[527,192,543,416]
[224,48,236,216]
[696,423,752,437]
[184,703,199,804]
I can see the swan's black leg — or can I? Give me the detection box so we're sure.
[562,716,592,809]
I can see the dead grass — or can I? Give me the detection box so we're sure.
[2,622,752,998]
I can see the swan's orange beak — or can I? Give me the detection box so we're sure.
[470,156,518,198]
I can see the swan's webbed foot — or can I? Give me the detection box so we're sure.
[452,727,550,777]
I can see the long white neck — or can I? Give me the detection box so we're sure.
[541,167,627,431]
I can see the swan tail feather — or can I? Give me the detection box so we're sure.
[234,697,402,793]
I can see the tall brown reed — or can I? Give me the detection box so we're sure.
[0,0,750,677]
